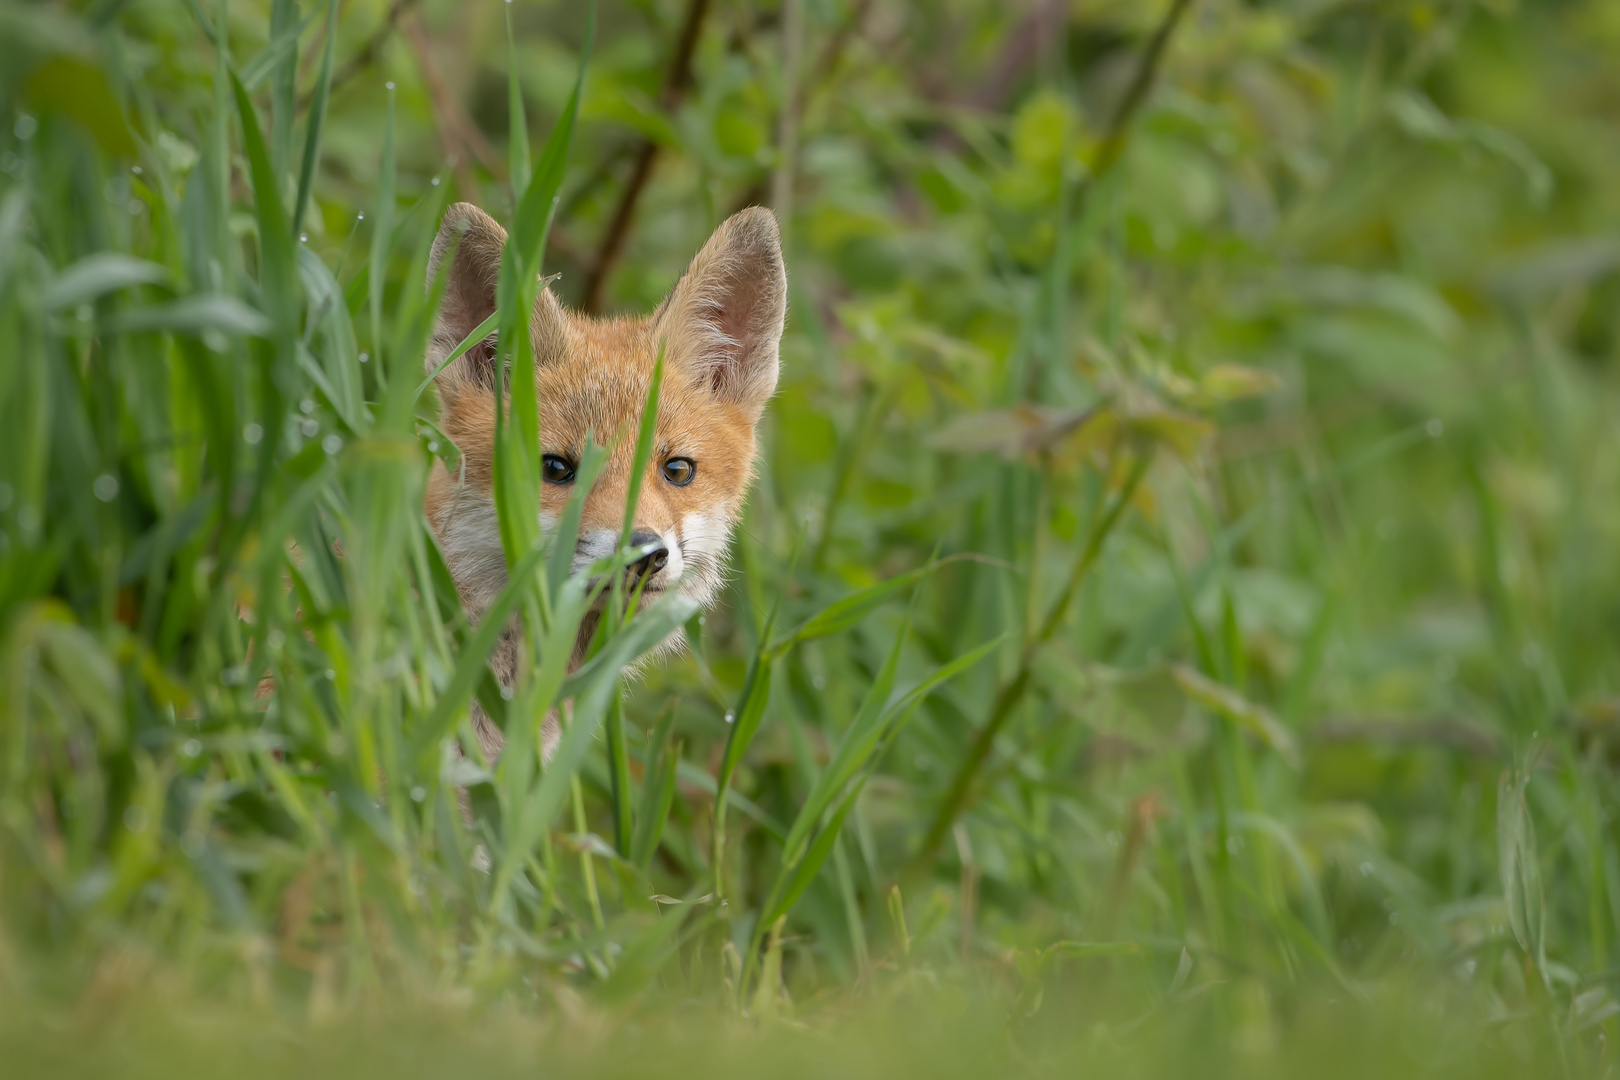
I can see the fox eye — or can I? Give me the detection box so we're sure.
[541,454,576,485]
[661,457,696,487]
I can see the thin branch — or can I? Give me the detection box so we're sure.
[580,0,713,313]
[300,0,420,110]
[400,8,499,200]
[910,1,1196,867]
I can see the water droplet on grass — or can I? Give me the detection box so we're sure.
[244,423,263,445]
[410,786,426,803]
[15,115,38,140]
[301,418,319,437]
[723,710,736,724]
[93,474,119,502]
[322,434,343,455]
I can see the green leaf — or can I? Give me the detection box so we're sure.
[101,295,272,337]
[41,253,171,311]
[783,564,936,648]
[1170,663,1300,768]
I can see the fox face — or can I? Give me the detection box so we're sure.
[422,203,785,758]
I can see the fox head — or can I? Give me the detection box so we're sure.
[422,203,785,659]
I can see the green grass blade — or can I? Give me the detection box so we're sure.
[505,0,530,200]
[631,706,680,869]
[292,0,338,239]
[605,689,633,856]
[368,82,396,370]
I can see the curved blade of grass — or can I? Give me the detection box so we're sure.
[414,310,498,400]
[778,606,911,868]
[410,542,547,760]
[367,82,395,370]
[756,785,860,948]
[291,0,337,239]
[493,591,696,907]
[493,1,594,565]
[781,634,1003,870]
[779,563,934,650]
[40,253,171,311]
[631,715,679,869]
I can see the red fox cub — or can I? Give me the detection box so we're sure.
[422,203,786,763]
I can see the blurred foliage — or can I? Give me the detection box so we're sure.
[3,0,1620,1072]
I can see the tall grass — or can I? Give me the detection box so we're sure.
[2,0,1620,1074]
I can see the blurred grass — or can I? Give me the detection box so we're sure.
[3,0,1620,1073]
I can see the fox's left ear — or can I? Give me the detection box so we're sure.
[656,207,786,416]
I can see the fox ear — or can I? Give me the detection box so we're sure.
[656,207,786,415]
[426,202,566,396]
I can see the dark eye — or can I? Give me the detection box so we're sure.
[662,457,696,487]
[542,454,576,485]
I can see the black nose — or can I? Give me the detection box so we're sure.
[629,529,668,579]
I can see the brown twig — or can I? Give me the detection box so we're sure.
[300,0,420,110]
[580,0,714,313]
[399,9,499,200]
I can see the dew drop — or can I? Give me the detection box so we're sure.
[300,398,315,414]
[324,668,336,680]
[723,710,736,725]
[182,738,202,758]
[131,165,142,175]
[322,433,343,455]
[428,441,440,453]
[357,212,365,221]
[431,176,441,186]
[14,115,38,140]
[243,423,264,445]
[1426,418,1444,438]
[267,629,286,650]
[386,81,396,90]
[500,685,514,701]
[93,473,119,502]
[410,786,427,803]
[299,233,308,243]
[301,418,320,437]
[128,199,143,215]
[358,351,370,364]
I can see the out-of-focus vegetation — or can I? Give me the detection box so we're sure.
[3,0,1620,1073]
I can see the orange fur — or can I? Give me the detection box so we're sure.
[422,203,785,760]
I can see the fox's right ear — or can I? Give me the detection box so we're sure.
[426,202,566,397]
